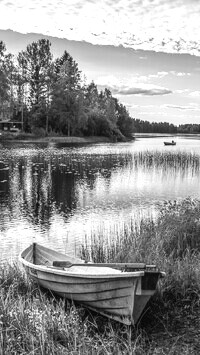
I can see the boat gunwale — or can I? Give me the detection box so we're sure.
[19,250,145,279]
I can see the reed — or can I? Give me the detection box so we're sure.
[80,197,200,353]
[1,197,200,353]
[130,150,200,170]
[82,198,200,297]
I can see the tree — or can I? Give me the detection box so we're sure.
[0,41,9,103]
[54,51,81,90]
[0,41,15,121]
[116,101,135,137]
[1,38,139,138]
[50,52,83,136]
[17,39,53,131]
[84,82,100,109]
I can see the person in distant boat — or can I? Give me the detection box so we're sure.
[172,140,174,143]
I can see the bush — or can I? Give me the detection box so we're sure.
[31,127,47,137]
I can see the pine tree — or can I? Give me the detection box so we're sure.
[51,51,83,136]
[17,39,53,132]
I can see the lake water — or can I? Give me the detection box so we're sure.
[1,135,200,262]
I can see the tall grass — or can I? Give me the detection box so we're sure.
[1,198,200,353]
[130,151,200,171]
[80,197,200,353]
[0,263,156,354]
[82,198,200,299]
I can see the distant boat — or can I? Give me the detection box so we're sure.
[20,243,165,326]
[164,141,176,146]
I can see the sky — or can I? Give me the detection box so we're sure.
[0,0,200,125]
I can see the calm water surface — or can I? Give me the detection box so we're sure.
[1,135,200,261]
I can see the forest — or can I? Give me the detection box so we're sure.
[0,39,134,140]
[133,119,200,134]
[0,38,199,139]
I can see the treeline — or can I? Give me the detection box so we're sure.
[0,39,134,140]
[132,119,200,134]
[1,39,199,138]
[132,119,177,133]
[178,124,200,134]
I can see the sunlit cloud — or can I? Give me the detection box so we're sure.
[0,0,200,55]
[0,0,199,125]
[189,91,200,97]
[95,75,172,96]
[170,71,191,77]
[115,85,172,96]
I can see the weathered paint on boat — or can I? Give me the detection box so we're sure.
[19,243,164,325]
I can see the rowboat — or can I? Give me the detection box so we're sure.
[164,141,176,146]
[19,243,165,326]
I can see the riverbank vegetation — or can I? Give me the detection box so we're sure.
[1,198,200,354]
[1,39,199,142]
[0,39,134,141]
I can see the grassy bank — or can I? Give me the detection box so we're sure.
[0,264,147,354]
[0,131,114,144]
[1,198,200,354]
[81,197,200,353]
[0,131,133,144]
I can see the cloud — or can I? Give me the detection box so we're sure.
[170,71,191,77]
[157,71,169,77]
[136,72,170,80]
[116,86,172,96]
[122,103,139,110]
[140,111,169,117]
[0,0,200,55]
[4,1,13,6]
[175,89,190,94]
[189,91,200,97]
[164,104,200,111]
[95,75,172,96]
[110,82,172,96]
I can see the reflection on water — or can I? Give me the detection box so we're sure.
[1,137,200,261]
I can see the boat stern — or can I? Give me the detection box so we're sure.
[132,270,164,325]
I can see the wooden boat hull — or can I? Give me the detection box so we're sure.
[19,244,164,325]
[164,142,176,146]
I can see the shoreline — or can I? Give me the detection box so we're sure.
[133,132,200,138]
[0,133,134,144]
[1,131,200,143]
